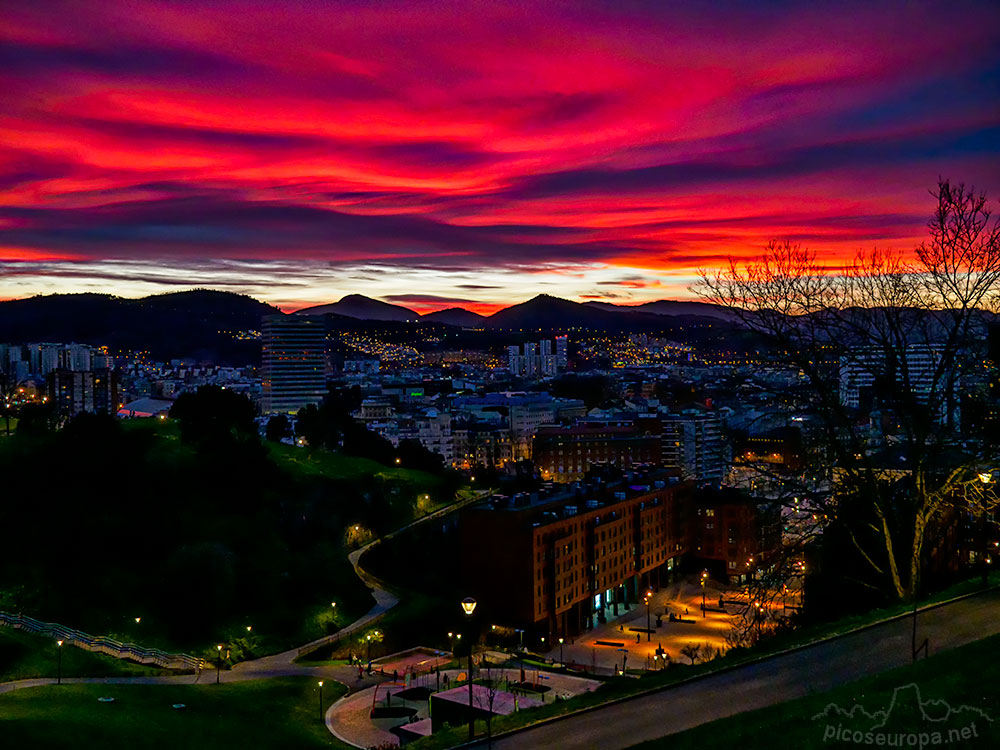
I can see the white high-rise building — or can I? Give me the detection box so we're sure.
[261,315,327,415]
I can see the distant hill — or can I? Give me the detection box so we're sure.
[583,299,739,321]
[0,290,279,365]
[422,307,487,326]
[295,294,418,321]
[485,294,626,329]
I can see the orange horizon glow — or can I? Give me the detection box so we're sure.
[0,1,997,310]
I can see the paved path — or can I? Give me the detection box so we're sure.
[1,490,491,696]
[547,578,735,672]
[486,588,1000,750]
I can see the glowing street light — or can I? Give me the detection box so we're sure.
[643,589,653,642]
[461,596,477,741]
[318,680,325,721]
[558,636,564,664]
[700,570,709,618]
[56,640,63,685]
[216,644,223,684]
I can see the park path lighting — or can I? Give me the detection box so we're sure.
[461,597,477,742]
[216,644,223,684]
[134,617,141,625]
[558,637,564,664]
[318,680,324,721]
[56,640,63,685]
[246,625,252,634]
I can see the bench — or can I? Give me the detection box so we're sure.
[595,640,625,647]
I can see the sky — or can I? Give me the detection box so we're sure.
[1,1,998,313]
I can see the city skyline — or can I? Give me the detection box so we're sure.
[2,1,999,312]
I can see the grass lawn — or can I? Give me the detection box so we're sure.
[627,633,999,750]
[0,677,353,749]
[0,628,167,682]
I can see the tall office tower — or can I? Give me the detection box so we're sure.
[555,335,568,370]
[261,315,327,415]
[540,339,553,357]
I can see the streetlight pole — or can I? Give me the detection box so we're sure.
[56,640,63,685]
[644,590,653,642]
[461,597,477,742]
[700,570,708,618]
[216,644,223,684]
[979,471,995,587]
[558,637,564,664]
[318,680,324,722]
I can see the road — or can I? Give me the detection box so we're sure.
[487,588,1000,750]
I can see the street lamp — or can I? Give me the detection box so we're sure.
[558,637,564,664]
[644,589,653,642]
[56,640,63,685]
[978,471,997,586]
[700,570,708,618]
[318,680,324,721]
[461,597,477,741]
[216,644,223,684]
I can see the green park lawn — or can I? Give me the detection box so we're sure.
[0,628,166,682]
[0,677,352,750]
[628,632,999,750]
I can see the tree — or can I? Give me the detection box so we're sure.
[265,414,291,443]
[169,385,257,444]
[697,180,1000,603]
[680,642,702,665]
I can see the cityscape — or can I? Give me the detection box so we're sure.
[1,2,999,749]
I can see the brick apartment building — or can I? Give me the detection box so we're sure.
[533,418,661,482]
[460,468,777,641]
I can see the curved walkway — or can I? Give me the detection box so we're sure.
[1,490,491,695]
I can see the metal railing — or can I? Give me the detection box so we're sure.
[0,611,204,670]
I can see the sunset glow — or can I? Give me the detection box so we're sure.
[1,0,998,310]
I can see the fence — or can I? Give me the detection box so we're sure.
[0,611,204,671]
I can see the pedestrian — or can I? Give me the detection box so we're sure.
[367,660,372,675]
[357,664,363,681]
[684,607,688,616]
[393,669,398,683]
[636,632,640,643]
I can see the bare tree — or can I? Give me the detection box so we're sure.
[679,642,702,665]
[698,180,1000,602]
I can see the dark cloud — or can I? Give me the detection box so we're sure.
[382,294,479,304]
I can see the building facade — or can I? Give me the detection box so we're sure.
[261,315,327,415]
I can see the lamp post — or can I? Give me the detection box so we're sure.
[979,471,996,587]
[558,637,564,664]
[644,589,653,642]
[56,639,63,685]
[461,597,477,742]
[331,601,337,624]
[700,570,708,618]
[318,680,324,721]
[216,644,223,684]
